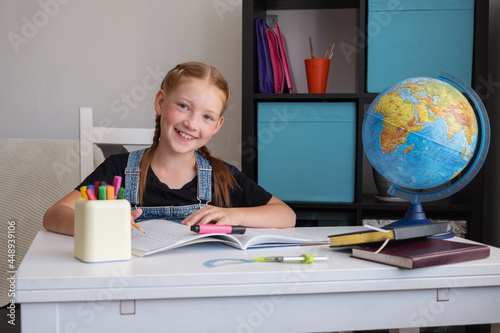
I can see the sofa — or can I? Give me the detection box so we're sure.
[0,138,109,306]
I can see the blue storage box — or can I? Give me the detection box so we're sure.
[366,0,474,92]
[257,102,356,203]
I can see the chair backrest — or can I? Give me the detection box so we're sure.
[79,107,155,181]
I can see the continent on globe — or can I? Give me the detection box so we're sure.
[363,77,478,190]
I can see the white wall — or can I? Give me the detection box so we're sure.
[0,0,243,166]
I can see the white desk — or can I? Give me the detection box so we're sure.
[17,227,500,333]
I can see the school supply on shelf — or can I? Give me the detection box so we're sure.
[255,18,292,93]
[329,221,450,247]
[266,26,285,93]
[275,23,293,93]
[131,220,329,257]
[351,238,490,269]
[255,17,273,93]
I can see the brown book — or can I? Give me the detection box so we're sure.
[351,238,490,269]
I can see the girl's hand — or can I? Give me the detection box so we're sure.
[181,205,242,226]
[130,208,143,231]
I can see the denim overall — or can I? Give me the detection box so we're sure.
[124,149,212,223]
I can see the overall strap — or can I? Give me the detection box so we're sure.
[124,148,147,206]
[195,150,212,205]
[125,149,213,206]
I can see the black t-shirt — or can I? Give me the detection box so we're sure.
[77,152,272,207]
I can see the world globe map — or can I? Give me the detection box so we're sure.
[363,77,478,192]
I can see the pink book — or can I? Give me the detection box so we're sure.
[266,27,284,93]
[275,23,293,93]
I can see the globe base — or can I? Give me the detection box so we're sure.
[384,202,454,239]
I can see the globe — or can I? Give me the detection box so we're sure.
[362,73,490,228]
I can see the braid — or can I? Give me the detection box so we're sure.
[138,115,161,205]
[198,146,240,208]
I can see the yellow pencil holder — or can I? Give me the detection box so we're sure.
[74,198,131,263]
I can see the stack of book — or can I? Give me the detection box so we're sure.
[329,222,490,269]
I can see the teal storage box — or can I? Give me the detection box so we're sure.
[257,102,356,202]
[366,0,474,92]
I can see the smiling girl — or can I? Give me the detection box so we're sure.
[43,62,296,236]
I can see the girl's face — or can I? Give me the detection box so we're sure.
[154,78,225,155]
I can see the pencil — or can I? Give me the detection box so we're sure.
[328,43,335,60]
[309,37,315,58]
[133,222,145,233]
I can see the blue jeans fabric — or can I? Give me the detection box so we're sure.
[124,149,212,222]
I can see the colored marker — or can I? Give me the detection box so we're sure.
[190,225,246,234]
[94,182,100,199]
[117,187,126,199]
[113,176,122,199]
[86,185,95,197]
[106,186,115,200]
[86,188,97,200]
[98,186,107,200]
[80,186,88,199]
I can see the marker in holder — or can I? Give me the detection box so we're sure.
[74,198,131,263]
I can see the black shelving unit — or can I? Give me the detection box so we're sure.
[242,0,489,242]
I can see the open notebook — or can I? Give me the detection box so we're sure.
[131,220,328,257]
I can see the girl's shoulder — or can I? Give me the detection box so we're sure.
[102,151,130,168]
[222,161,243,176]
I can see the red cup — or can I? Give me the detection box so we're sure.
[305,58,330,93]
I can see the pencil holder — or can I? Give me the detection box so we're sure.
[305,58,330,93]
[74,198,131,263]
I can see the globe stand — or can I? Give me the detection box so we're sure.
[382,202,454,239]
[385,202,433,228]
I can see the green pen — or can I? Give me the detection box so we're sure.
[252,254,329,264]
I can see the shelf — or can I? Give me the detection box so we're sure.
[253,93,360,102]
[242,0,489,241]
[255,0,359,11]
[287,195,471,212]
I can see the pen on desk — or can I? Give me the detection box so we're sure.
[191,225,246,234]
[133,222,145,233]
[252,254,329,263]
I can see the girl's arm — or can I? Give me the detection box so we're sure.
[43,190,143,236]
[43,190,82,236]
[181,196,296,228]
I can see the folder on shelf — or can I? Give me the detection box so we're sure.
[266,26,285,93]
[275,23,293,93]
[255,18,274,93]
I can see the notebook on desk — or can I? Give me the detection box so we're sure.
[131,220,329,257]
